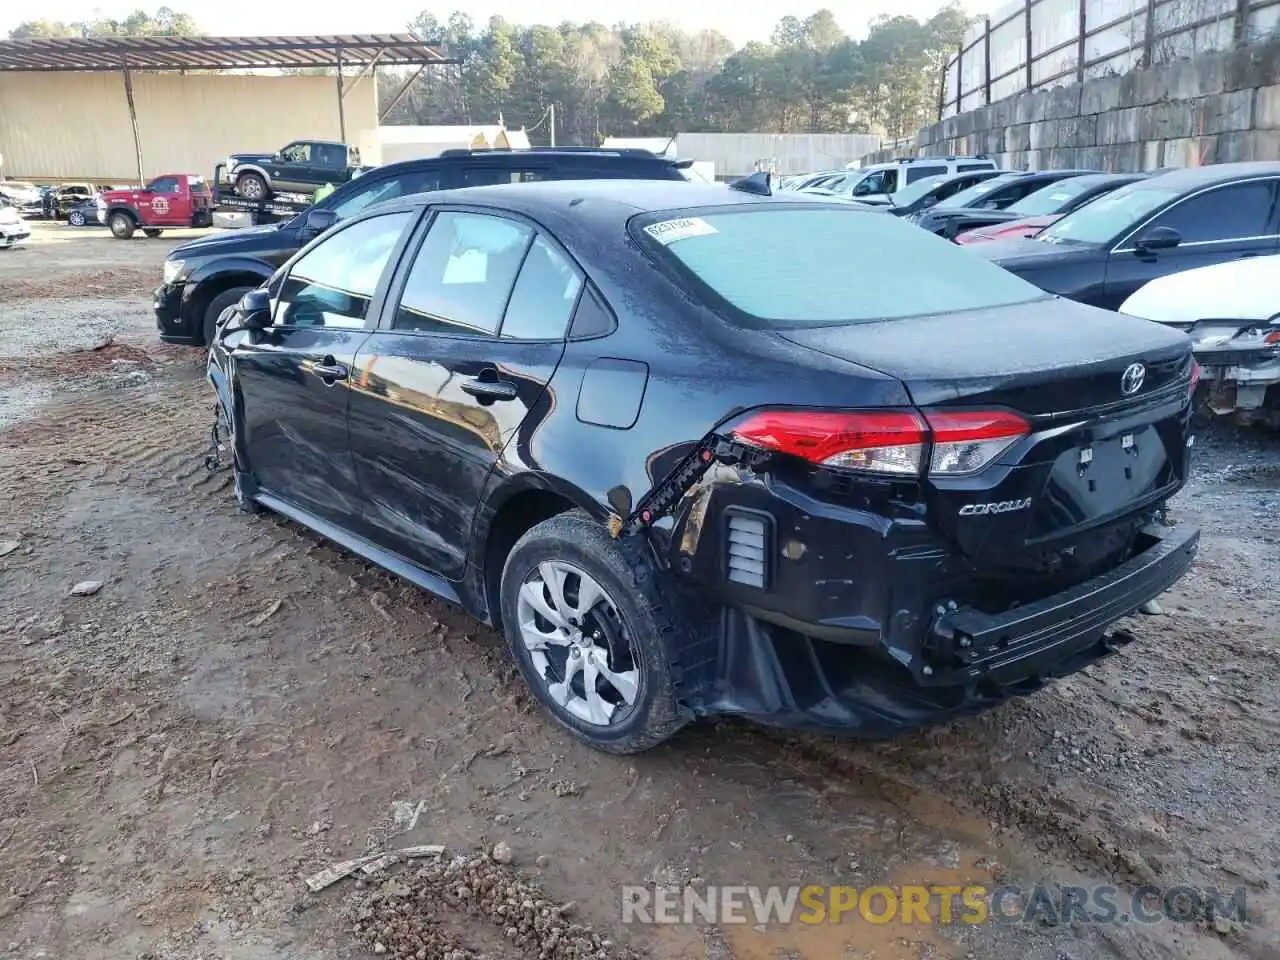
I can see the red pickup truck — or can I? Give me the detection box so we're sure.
[98,174,214,239]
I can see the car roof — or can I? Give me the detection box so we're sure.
[370,179,869,224]
[864,157,993,170]
[1053,171,1150,187]
[1143,161,1280,189]
[1023,169,1101,178]
[367,148,681,177]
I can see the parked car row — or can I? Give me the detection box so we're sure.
[178,147,1205,753]
[783,158,1279,419]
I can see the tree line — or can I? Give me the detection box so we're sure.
[8,7,199,39]
[7,6,968,144]
[390,7,968,144]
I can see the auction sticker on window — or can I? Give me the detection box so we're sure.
[643,217,718,245]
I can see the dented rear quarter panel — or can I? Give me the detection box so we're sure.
[469,199,912,573]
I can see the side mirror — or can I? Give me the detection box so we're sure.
[1133,225,1181,253]
[298,207,338,242]
[237,288,272,330]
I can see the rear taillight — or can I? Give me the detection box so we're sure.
[730,410,926,475]
[729,408,1030,479]
[924,410,1030,476]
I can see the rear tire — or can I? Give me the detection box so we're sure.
[202,287,254,346]
[68,211,86,227]
[108,212,135,239]
[498,510,691,754]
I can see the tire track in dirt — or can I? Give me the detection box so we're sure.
[0,377,210,499]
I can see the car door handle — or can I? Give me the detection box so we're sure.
[461,376,518,402]
[310,361,348,385]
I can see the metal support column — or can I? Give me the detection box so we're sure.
[336,48,346,142]
[121,65,145,184]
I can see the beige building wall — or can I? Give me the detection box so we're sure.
[0,71,378,183]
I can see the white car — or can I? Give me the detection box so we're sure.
[1120,255,1280,415]
[0,203,30,248]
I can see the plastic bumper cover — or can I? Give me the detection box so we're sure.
[154,283,200,344]
[684,523,1200,735]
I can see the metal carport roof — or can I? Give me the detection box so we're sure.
[0,34,457,72]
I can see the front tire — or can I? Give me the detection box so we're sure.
[202,287,254,346]
[109,212,135,239]
[236,172,269,201]
[499,511,690,754]
[68,211,86,226]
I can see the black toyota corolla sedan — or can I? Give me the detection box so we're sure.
[207,179,1200,753]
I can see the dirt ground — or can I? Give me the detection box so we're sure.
[2,221,1278,960]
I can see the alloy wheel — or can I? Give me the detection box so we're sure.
[516,560,640,726]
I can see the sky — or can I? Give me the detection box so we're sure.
[3,0,1008,48]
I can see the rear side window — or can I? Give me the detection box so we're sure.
[637,207,1044,328]
[463,167,548,186]
[904,165,947,184]
[581,162,685,181]
[315,144,345,167]
[330,169,445,219]
[501,236,583,340]
[394,211,532,336]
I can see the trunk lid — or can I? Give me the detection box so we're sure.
[778,299,1194,573]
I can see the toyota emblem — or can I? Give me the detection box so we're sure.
[1120,362,1146,396]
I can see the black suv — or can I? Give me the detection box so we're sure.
[156,148,696,346]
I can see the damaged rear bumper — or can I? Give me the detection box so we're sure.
[682,523,1199,735]
[1196,347,1280,413]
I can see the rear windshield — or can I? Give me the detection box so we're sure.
[1007,177,1098,216]
[636,207,1046,328]
[887,176,951,207]
[935,173,1024,210]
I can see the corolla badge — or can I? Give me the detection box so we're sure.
[959,498,1032,517]
[1120,362,1146,395]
